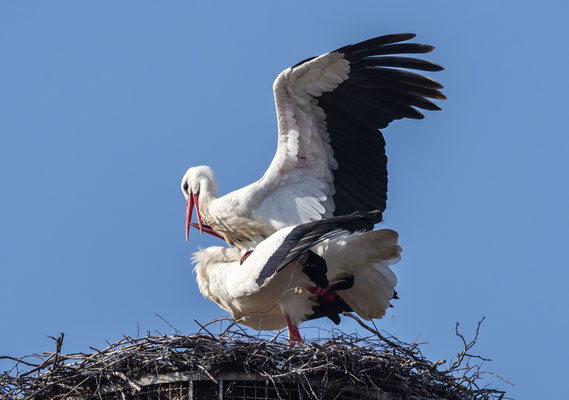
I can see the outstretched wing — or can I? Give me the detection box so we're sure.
[255,211,382,287]
[241,33,445,228]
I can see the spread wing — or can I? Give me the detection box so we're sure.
[240,33,445,229]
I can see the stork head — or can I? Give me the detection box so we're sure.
[180,166,218,242]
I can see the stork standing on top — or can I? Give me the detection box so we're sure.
[181,33,445,248]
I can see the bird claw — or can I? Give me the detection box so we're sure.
[307,285,335,302]
[287,328,303,345]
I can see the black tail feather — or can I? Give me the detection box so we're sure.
[307,294,353,325]
[302,251,329,289]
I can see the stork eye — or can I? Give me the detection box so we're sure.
[183,182,189,193]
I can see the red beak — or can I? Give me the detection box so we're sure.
[185,192,204,242]
[192,193,204,236]
[189,222,226,241]
[185,194,194,242]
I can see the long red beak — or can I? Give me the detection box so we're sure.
[189,222,225,241]
[185,192,204,242]
[192,193,204,235]
[185,194,194,242]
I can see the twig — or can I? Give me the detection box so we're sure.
[48,333,64,371]
[0,318,507,400]
[194,319,216,339]
[154,313,183,335]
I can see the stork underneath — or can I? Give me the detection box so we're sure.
[191,212,401,343]
[182,33,445,249]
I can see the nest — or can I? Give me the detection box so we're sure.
[1,315,506,400]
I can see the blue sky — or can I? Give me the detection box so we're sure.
[1,1,567,398]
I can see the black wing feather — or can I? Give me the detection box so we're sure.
[297,34,446,216]
[350,67,444,90]
[335,33,417,54]
[354,56,444,72]
[255,211,382,287]
[346,43,435,60]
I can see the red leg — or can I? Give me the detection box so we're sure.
[284,313,302,345]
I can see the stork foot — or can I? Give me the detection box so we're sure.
[284,313,302,345]
[240,250,253,265]
[307,285,335,303]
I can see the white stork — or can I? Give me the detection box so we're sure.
[181,33,445,249]
[191,212,401,343]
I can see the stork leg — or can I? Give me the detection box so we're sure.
[284,313,302,345]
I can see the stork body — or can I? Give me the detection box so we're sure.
[192,212,401,342]
[182,33,445,247]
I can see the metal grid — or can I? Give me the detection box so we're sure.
[100,376,375,400]
[223,380,268,399]
[193,380,219,400]
[222,380,373,400]
[223,380,311,400]
[102,381,192,400]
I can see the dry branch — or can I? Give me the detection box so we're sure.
[0,317,507,399]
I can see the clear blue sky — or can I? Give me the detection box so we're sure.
[1,2,567,398]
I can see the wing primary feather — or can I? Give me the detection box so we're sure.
[345,78,447,100]
[350,67,444,89]
[335,33,417,54]
[335,83,441,111]
[333,171,387,207]
[353,56,444,72]
[333,186,383,213]
[347,43,436,60]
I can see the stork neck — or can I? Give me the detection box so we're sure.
[198,190,217,221]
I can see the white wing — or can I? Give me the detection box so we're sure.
[251,51,348,228]
[223,33,445,231]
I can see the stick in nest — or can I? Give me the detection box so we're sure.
[0,317,509,400]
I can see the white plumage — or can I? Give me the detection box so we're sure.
[181,34,445,248]
[180,34,445,342]
[192,215,401,343]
